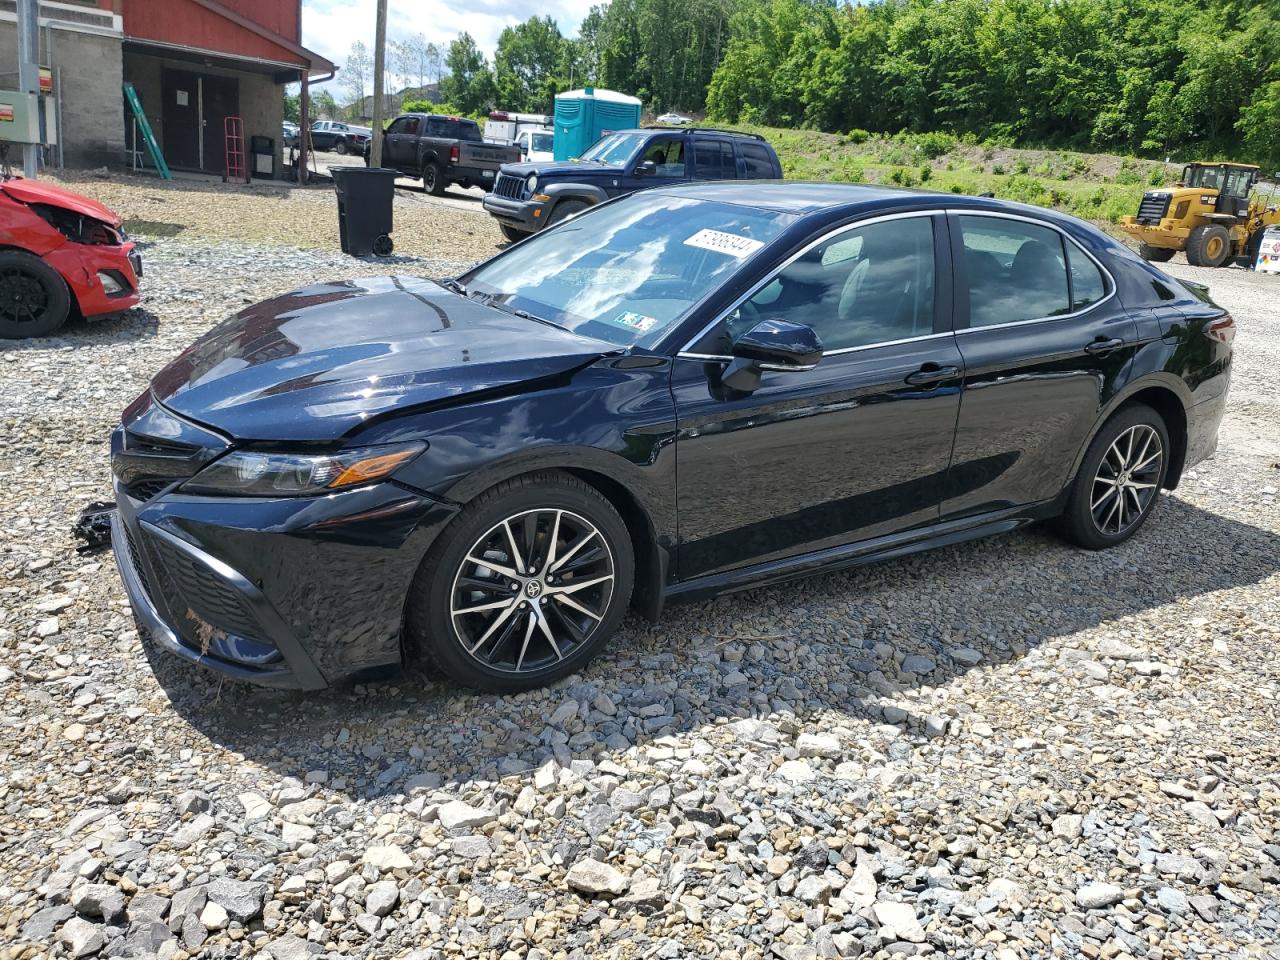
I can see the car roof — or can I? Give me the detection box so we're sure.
[647,180,1094,227]
[610,127,767,142]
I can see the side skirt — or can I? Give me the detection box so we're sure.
[660,498,1065,610]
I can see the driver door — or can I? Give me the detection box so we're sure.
[622,137,688,193]
[671,212,964,580]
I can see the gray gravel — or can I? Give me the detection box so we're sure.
[0,226,1278,960]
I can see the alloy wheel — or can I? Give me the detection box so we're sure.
[450,508,615,674]
[0,268,50,327]
[1090,424,1163,536]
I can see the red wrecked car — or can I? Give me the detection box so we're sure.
[0,176,141,338]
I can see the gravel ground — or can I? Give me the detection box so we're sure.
[46,168,503,261]
[0,183,1277,960]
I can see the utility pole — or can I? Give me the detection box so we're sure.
[17,0,40,178]
[370,0,387,168]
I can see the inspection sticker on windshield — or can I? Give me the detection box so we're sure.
[684,228,764,258]
[608,311,659,333]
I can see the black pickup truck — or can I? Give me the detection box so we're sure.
[370,114,522,195]
[482,127,782,241]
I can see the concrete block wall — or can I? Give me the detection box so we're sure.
[0,19,125,168]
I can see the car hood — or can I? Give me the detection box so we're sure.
[149,276,618,442]
[501,160,619,178]
[0,177,123,226]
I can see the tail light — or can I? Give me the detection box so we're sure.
[1205,316,1235,344]
[449,144,459,164]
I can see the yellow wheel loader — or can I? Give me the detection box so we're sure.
[1120,162,1280,267]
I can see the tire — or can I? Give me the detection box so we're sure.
[405,472,635,692]
[0,250,72,339]
[1186,224,1231,267]
[371,234,393,257]
[333,140,348,156]
[547,199,589,227]
[1241,228,1264,268]
[422,162,444,196]
[1056,403,1170,550]
[499,223,530,243]
[1138,243,1175,263]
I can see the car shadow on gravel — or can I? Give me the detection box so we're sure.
[142,493,1278,799]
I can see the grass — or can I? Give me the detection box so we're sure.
[725,124,1167,229]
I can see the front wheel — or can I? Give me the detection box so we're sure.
[499,223,530,243]
[333,140,348,156]
[547,199,589,227]
[1056,403,1170,550]
[406,472,634,692]
[0,250,72,339]
[1138,243,1175,263]
[1186,224,1231,267]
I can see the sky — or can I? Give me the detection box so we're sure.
[301,0,598,90]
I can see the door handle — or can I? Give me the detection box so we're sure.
[904,364,960,386]
[1084,337,1125,355]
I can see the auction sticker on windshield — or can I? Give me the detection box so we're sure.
[684,228,765,258]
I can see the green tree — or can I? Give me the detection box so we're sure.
[441,33,497,114]
[495,16,567,111]
[1239,79,1280,171]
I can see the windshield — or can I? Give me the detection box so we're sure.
[462,193,794,348]
[1183,165,1225,190]
[579,133,647,166]
[531,132,554,153]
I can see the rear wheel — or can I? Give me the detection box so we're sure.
[406,472,634,692]
[1056,403,1170,550]
[0,251,72,339]
[1186,224,1231,267]
[1138,243,1175,263]
[499,223,530,243]
[422,162,444,196]
[334,140,348,156]
[547,199,589,227]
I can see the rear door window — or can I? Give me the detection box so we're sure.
[694,140,736,179]
[1066,242,1107,311]
[958,216,1070,327]
[739,142,774,178]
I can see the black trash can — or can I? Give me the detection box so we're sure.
[331,166,397,257]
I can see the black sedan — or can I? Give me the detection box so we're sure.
[109,183,1233,692]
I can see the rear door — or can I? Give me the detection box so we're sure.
[941,212,1136,520]
[384,116,419,172]
[672,212,963,579]
[691,137,737,182]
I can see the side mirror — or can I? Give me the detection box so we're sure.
[635,160,656,176]
[722,318,823,392]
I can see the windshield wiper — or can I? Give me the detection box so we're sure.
[512,307,566,330]
[440,277,467,296]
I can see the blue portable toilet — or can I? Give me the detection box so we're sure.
[553,87,643,161]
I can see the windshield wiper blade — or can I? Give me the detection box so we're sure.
[512,308,565,330]
[440,277,467,296]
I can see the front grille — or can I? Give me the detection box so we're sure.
[493,172,527,200]
[146,534,264,644]
[127,479,173,503]
[1136,192,1172,224]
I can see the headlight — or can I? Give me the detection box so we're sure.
[527,174,538,193]
[183,441,425,496]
